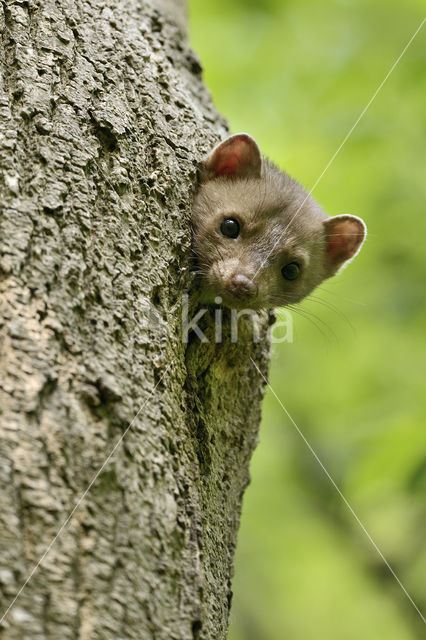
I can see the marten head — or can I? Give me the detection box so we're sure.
[192,133,366,310]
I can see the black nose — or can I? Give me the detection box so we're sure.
[226,274,257,300]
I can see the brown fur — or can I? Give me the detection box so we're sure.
[192,134,365,310]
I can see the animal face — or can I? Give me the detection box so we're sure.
[192,134,366,310]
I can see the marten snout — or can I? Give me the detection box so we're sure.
[225,273,258,301]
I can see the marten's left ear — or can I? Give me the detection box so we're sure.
[323,214,366,276]
[202,133,262,181]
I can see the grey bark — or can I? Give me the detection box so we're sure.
[0,1,269,638]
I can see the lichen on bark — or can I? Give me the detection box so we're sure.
[0,0,269,638]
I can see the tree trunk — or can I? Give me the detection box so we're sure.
[0,1,269,638]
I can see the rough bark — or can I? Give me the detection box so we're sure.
[0,1,269,638]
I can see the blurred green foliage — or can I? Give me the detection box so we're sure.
[189,1,426,638]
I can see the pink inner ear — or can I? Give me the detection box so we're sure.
[214,150,243,176]
[326,218,364,265]
[206,135,261,178]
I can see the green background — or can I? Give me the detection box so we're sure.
[189,1,426,639]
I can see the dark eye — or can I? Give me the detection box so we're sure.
[220,218,240,239]
[281,262,300,281]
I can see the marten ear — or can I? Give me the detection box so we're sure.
[323,215,366,276]
[202,133,262,181]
